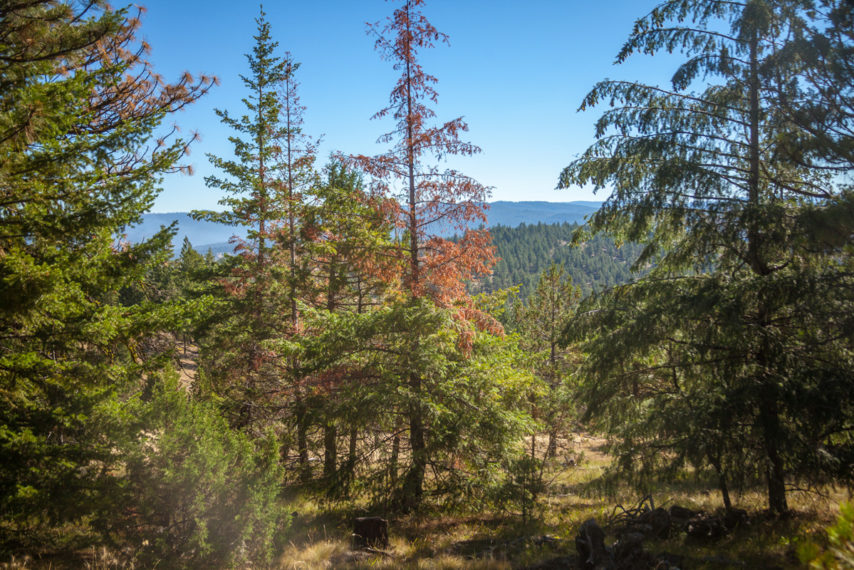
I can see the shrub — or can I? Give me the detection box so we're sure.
[100,376,286,568]
[799,502,854,569]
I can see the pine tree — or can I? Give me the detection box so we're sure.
[560,0,854,514]
[0,0,231,552]
[194,7,293,430]
[351,0,498,510]
[513,265,580,458]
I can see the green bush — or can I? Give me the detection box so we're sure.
[102,376,287,568]
[799,502,854,569]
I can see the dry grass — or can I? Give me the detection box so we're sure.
[277,432,848,569]
[3,432,844,568]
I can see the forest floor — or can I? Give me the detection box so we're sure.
[278,434,847,569]
[175,341,199,389]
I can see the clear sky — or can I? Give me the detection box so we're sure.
[138,0,677,212]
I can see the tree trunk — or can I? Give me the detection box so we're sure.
[389,433,400,488]
[746,30,787,516]
[402,374,426,512]
[711,457,732,512]
[531,430,536,460]
[285,67,299,333]
[296,402,310,483]
[546,430,557,459]
[323,422,337,481]
[761,403,788,514]
[348,426,358,467]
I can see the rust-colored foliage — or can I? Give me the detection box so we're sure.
[81,6,215,170]
[349,0,499,342]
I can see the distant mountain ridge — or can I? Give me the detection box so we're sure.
[126,201,601,253]
[484,201,599,228]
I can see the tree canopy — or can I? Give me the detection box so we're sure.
[560,0,854,514]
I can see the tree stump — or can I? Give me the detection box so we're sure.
[575,518,607,569]
[352,516,389,549]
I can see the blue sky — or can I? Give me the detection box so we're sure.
[139,0,676,212]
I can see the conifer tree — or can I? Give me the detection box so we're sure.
[514,265,580,458]
[194,7,293,430]
[270,53,320,480]
[0,0,292,558]
[276,53,319,332]
[299,161,396,485]
[560,0,854,514]
[351,0,498,510]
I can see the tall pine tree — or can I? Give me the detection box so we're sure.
[560,0,854,514]
[194,7,293,430]
[0,1,292,561]
[351,0,499,510]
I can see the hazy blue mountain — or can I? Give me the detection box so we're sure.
[130,201,601,254]
[121,213,248,254]
[484,201,598,227]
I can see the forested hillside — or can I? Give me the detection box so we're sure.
[3,0,854,568]
[483,222,644,298]
[127,201,601,253]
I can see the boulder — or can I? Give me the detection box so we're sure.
[686,514,727,541]
[636,507,671,539]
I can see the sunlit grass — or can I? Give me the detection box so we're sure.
[277,432,847,569]
[4,432,842,568]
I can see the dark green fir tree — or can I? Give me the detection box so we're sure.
[0,2,284,564]
[560,0,854,514]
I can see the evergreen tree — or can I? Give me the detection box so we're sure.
[0,0,204,543]
[299,161,396,487]
[0,1,284,561]
[351,0,499,510]
[271,52,320,481]
[560,0,854,514]
[193,7,293,430]
[513,265,580,458]
[276,52,319,333]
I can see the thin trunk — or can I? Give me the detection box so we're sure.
[296,401,310,483]
[280,436,290,476]
[530,429,536,460]
[390,433,400,488]
[323,422,337,481]
[401,2,425,511]
[747,33,764,275]
[720,474,732,512]
[257,80,267,271]
[748,33,787,515]
[711,457,732,512]
[546,338,558,459]
[405,11,418,291]
[402,374,426,512]
[323,267,338,482]
[761,401,789,514]
[338,426,358,498]
[285,69,298,331]
[348,426,358,471]
[546,430,557,459]
[253,79,267,377]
